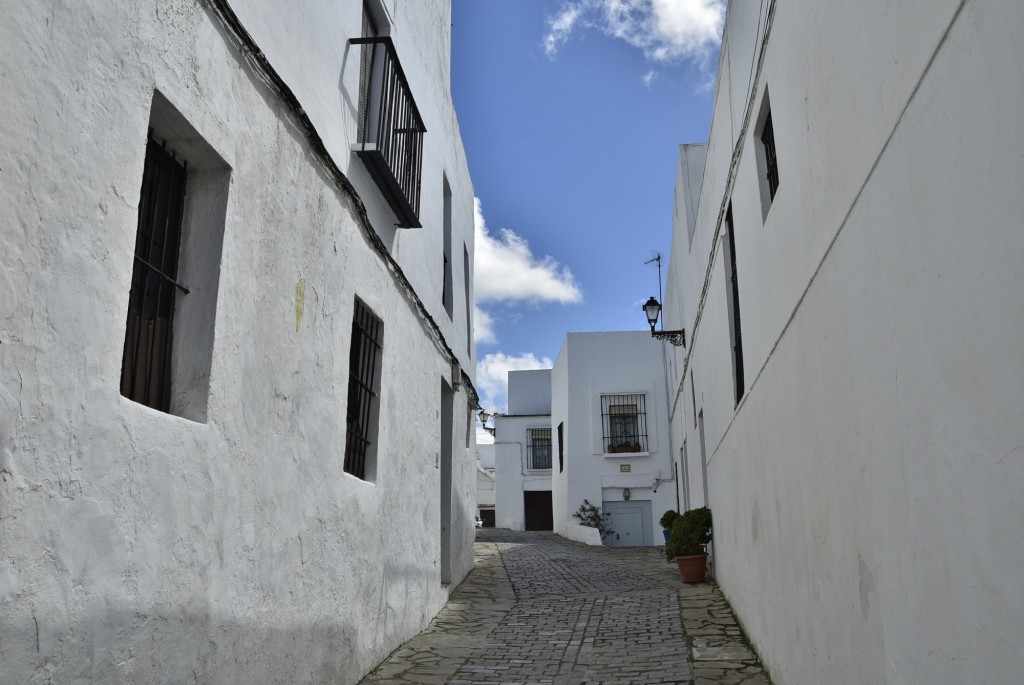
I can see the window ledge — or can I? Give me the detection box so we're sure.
[602,451,651,459]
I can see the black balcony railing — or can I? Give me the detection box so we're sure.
[350,36,426,228]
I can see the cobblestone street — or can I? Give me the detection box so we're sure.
[359,530,771,685]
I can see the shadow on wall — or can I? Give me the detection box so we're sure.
[2,568,448,684]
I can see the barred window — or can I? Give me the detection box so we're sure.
[601,394,648,453]
[527,427,552,470]
[344,299,384,480]
[120,132,188,412]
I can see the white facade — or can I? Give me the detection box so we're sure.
[0,1,478,683]
[664,1,1024,683]
[551,332,677,547]
[493,370,553,531]
[476,443,496,520]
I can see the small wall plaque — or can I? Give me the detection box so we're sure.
[619,464,631,473]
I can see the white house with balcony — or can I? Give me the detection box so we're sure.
[493,370,555,531]
[551,332,677,547]
[0,1,478,683]
[660,1,1024,683]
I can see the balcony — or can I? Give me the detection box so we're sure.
[350,36,426,229]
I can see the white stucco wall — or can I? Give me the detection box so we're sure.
[0,1,477,683]
[507,369,553,416]
[551,332,677,545]
[476,444,496,510]
[493,413,552,531]
[664,1,1024,683]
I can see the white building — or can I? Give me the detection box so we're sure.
[551,332,677,547]
[476,443,496,526]
[0,1,478,683]
[494,369,554,531]
[663,1,1024,683]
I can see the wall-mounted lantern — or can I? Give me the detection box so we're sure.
[643,296,686,347]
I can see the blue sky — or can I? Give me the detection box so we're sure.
[451,0,725,414]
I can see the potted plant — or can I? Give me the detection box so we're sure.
[658,509,680,544]
[665,507,712,583]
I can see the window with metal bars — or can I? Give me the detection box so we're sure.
[344,299,384,480]
[600,394,648,453]
[120,132,188,412]
[526,427,552,470]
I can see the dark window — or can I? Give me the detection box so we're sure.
[527,427,552,470]
[557,422,564,473]
[345,299,384,479]
[601,394,649,453]
[463,244,472,355]
[120,132,188,412]
[760,110,779,201]
[442,176,453,317]
[724,205,745,404]
[356,1,380,144]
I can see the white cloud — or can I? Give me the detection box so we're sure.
[544,0,726,65]
[544,4,583,57]
[474,198,582,305]
[476,352,554,412]
[474,305,497,345]
[642,69,656,87]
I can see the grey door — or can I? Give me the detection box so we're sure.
[602,500,653,547]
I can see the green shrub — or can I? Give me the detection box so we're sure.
[665,507,712,559]
[658,509,680,530]
[572,499,614,539]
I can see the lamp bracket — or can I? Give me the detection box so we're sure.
[652,329,686,347]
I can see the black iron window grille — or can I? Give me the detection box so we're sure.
[344,299,384,480]
[120,132,189,412]
[601,394,649,453]
[527,428,552,470]
[350,34,426,228]
[760,110,779,201]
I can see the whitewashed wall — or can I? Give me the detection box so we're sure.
[476,444,496,511]
[551,332,676,544]
[493,370,552,531]
[0,0,477,683]
[664,1,1024,682]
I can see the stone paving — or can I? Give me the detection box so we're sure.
[358,529,771,685]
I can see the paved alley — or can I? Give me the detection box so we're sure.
[358,530,771,685]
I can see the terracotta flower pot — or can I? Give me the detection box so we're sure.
[675,553,708,584]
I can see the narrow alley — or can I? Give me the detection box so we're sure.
[359,530,770,685]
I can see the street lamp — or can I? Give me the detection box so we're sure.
[643,296,686,347]
[478,409,496,437]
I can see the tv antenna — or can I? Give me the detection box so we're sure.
[644,252,664,327]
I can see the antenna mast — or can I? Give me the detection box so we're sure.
[644,252,664,330]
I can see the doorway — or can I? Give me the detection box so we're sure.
[523,491,553,530]
[440,381,454,584]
